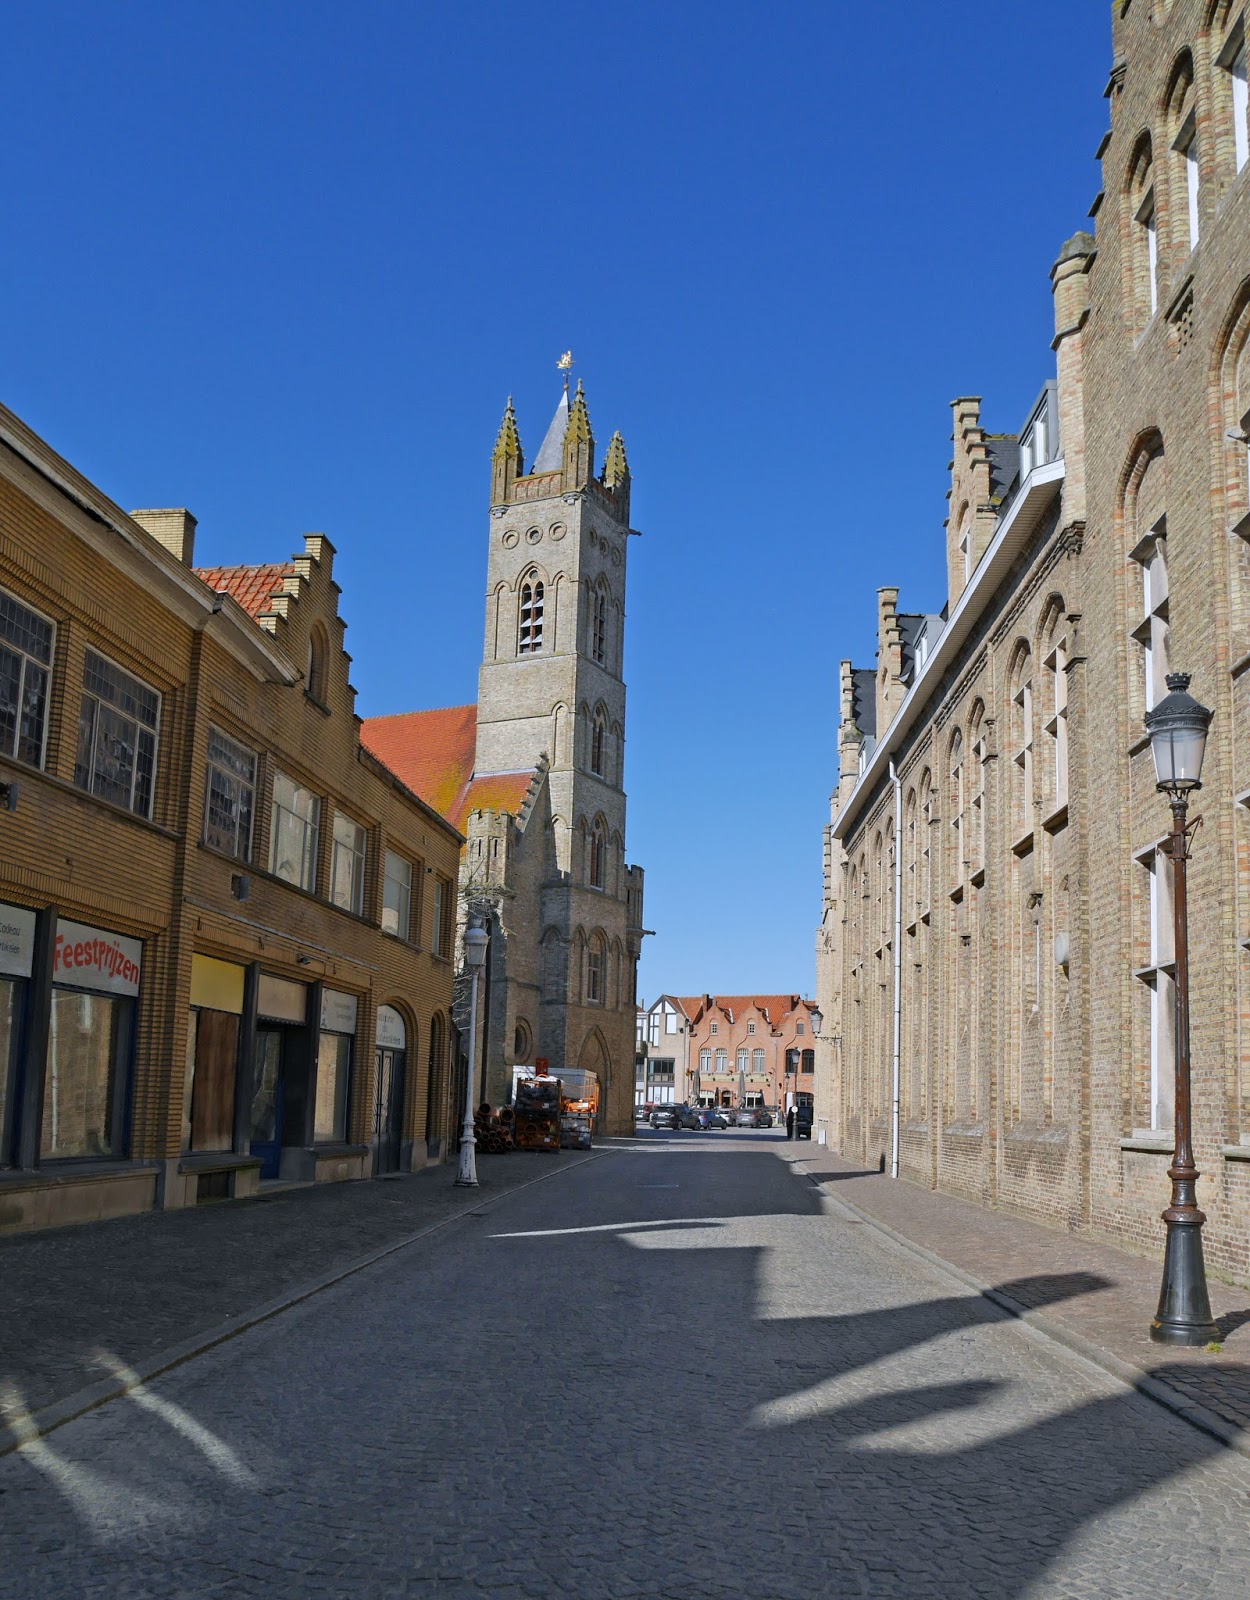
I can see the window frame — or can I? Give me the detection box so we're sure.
[0,585,55,773]
[382,849,413,941]
[75,647,162,820]
[330,811,368,916]
[202,724,257,863]
[269,770,321,893]
[518,576,545,656]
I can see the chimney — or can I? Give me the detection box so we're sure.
[131,508,197,566]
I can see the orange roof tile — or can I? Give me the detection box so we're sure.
[676,994,806,1028]
[195,562,296,619]
[361,707,539,832]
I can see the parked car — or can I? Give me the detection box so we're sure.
[650,1104,701,1130]
[636,1103,654,1122]
[794,1102,814,1139]
[735,1107,773,1128]
[696,1108,728,1130]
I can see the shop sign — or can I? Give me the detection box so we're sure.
[54,918,142,997]
[0,903,36,980]
[190,954,246,1015]
[258,973,307,1024]
[320,987,358,1036]
[376,1004,406,1050]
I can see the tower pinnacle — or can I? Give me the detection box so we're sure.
[491,395,525,503]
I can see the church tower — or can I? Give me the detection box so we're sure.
[470,372,644,1135]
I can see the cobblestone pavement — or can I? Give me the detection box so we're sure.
[0,1149,595,1418]
[790,1144,1250,1434]
[4,1131,1250,1598]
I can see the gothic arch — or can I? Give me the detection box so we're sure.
[306,622,329,703]
[577,1027,612,1106]
[550,701,571,768]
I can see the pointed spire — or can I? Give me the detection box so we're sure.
[532,389,570,473]
[491,395,524,503]
[601,429,629,489]
[562,377,595,488]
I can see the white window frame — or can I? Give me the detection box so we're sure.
[752,1047,766,1074]
[270,771,321,892]
[331,812,368,915]
[382,848,412,940]
[586,941,603,1004]
[518,577,544,655]
[1137,191,1158,317]
[0,584,55,770]
[1043,641,1069,810]
[1131,524,1170,712]
[1135,842,1176,1133]
[1174,113,1200,251]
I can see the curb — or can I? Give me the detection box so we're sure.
[797,1163,1250,1461]
[0,1149,609,1460]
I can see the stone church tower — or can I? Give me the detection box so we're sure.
[467,378,644,1134]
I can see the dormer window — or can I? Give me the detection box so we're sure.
[519,577,544,655]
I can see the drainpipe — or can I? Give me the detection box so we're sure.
[889,759,902,1180]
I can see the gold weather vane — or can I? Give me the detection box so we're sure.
[557,349,574,391]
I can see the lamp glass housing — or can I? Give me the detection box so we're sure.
[464,924,489,969]
[809,1007,823,1037]
[1145,673,1212,795]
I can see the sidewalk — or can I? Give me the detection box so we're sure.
[788,1144,1250,1449]
[1,1148,603,1446]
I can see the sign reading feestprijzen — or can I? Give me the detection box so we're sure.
[54,919,142,997]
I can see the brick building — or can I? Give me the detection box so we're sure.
[679,994,818,1114]
[818,0,1250,1284]
[0,400,462,1233]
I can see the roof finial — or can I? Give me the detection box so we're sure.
[557,349,574,394]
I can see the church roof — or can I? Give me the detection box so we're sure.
[360,704,539,832]
[531,388,570,473]
[195,562,296,619]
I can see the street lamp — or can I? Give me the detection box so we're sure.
[455,919,490,1188]
[1144,672,1220,1345]
[810,1007,823,1037]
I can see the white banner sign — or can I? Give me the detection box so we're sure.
[54,918,142,997]
[376,1004,406,1050]
[0,903,36,979]
[320,987,358,1035]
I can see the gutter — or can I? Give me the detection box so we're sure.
[833,457,1065,841]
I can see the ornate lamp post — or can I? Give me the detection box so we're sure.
[455,920,489,1188]
[1144,672,1220,1345]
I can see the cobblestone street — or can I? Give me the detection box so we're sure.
[4,1132,1250,1598]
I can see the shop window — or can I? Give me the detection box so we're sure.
[75,649,160,818]
[382,850,412,939]
[42,989,130,1159]
[270,771,321,891]
[203,726,257,861]
[0,975,21,1165]
[314,1031,352,1142]
[331,812,367,914]
[0,585,54,769]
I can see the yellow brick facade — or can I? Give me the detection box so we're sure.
[0,401,462,1233]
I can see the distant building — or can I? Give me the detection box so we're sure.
[363,379,645,1135]
[677,995,819,1112]
[636,995,695,1107]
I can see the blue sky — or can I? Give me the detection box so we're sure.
[1,1,1109,1002]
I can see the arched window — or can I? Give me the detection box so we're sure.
[591,709,607,777]
[948,730,964,889]
[593,589,608,665]
[589,820,608,889]
[518,576,544,654]
[1127,135,1158,327]
[1010,647,1034,840]
[1212,4,1249,177]
[968,702,986,874]
[1041,608,1069,811]
[586,934,604,1004]
[306,626,328,703]
[1165,53,1200,256]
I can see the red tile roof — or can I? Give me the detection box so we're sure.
[361,706,539,832]
[676,994,806,1028]
[195,562,296,619]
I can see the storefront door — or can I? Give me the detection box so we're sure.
[250,1029,285,1179]
[374,1047,404,1174]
